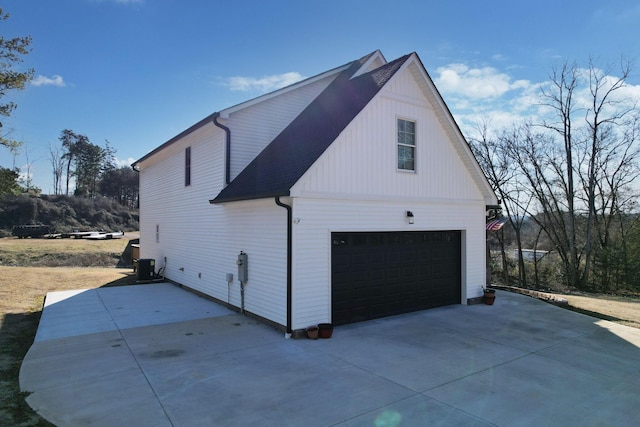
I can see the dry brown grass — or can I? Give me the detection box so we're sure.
[0,236,130,255]
[0,266,135,315]
[556,292,640,329]
[0,236,138,426]
[0,232,138,267]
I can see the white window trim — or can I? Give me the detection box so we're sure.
[396,117,417,173]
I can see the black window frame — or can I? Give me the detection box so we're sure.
[185,146,191,186]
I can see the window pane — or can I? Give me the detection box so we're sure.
[398,132,413,146]
[398,145,415,170]
[398,119,415,134]
[397,119,415,146]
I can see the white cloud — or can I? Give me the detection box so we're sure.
[434,60,640,144]
[435,64,530,99]
[115,157,135,168]
[225,72,304,92]
[617,82,640,103]
[433,64,541,139]
[31,75,66,87]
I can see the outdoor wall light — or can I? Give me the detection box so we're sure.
[406,210,414,224]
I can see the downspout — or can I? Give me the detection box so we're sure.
[131,164,140,209]
[212,112,231,186]
[275,196,293,337]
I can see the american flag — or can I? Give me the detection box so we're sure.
[486,217,508,231]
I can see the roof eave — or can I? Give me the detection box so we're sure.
[210,190,291,205]
[132,111,219,169]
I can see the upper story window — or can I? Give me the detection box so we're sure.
[185,146,191,186]
[397,118,416,171]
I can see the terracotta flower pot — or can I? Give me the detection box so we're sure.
[483,289,496,305]
[306,326,319,340]
[318,323,333,338]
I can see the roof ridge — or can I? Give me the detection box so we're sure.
[351,52,412,81]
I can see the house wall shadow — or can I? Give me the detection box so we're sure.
[116,237,139,268]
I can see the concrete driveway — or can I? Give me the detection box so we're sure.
[20,283,640,426]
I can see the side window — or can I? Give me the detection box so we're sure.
[155,224,160,243]
[185,146,191,186]
[397,119,416,171]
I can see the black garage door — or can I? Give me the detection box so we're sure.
[331,231,461,325]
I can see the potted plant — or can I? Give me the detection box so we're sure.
[306,325,319,340]
[318,323,333,338]
[483,286,496,305]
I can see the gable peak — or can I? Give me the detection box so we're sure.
[351,50,388,78]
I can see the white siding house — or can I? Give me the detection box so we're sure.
[133,50,498,335]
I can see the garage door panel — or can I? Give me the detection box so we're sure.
[332,231,461,325]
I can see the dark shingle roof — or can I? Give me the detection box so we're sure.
[212,53,411,204]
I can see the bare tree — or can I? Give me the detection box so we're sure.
[470,120,532,286]
[22,141,32,191]
[49,143,65,195]
[587,97,640,290]
[490,59,640,291]
[578,59,639,287]
[537,62,582,288]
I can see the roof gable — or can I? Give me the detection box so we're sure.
[351,50,387,78]
[212,54,411,204]
[132,53,381,170]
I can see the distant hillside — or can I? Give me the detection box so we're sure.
[0,194,138,237]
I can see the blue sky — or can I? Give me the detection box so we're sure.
[2,0,640,193]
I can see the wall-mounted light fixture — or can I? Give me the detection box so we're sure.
[406,210,414,224]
